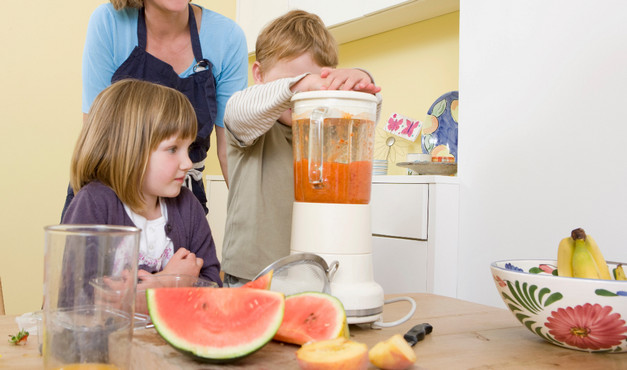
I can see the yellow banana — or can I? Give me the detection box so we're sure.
[584,234,612,279]
[571,230,601,279]
[614,264,627,280]
[557,237,574,277]
[557,228,611,280]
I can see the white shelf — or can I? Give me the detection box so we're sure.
[372,174,459,184]
[329,0,460,45]
[237,0,460,54]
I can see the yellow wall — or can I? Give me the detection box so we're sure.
[0,0,457,314]
[0,0,234,315]
[246,12,460,175]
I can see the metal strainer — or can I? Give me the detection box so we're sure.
[253,253,339,296]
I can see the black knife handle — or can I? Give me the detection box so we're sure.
[404,323,433,346]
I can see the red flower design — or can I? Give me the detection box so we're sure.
[538,264,555,274]
[545,303,627,350]
[493,274,506,287]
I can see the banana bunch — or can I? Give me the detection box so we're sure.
[557,228,611,279]
[614,264,626,280]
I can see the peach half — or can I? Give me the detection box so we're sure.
[296,337,369,370]
[368,334,417,370]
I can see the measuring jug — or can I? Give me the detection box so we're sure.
[43,225,140,370]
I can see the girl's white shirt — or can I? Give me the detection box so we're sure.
[124,198,174,271]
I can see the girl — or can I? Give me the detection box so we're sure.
[62,0,249,217]
[63,79,221,286]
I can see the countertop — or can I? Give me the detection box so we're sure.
[0,293,624,369]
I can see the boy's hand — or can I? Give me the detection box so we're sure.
[161,248,203,277]
[291,74,327,93]
[320,68,381,94]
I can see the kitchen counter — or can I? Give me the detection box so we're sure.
[1,293,624,369]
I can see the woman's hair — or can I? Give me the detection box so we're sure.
[255,10,339,74]
[70,79,197,212]
[110,0,191,10]
[110,0,143,10]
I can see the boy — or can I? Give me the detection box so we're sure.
[221,10,382,286]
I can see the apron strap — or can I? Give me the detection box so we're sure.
[187,5,205,63]
[137,7,147,49]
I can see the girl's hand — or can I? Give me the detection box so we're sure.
[161,248,203,277]
[320,68,381,94]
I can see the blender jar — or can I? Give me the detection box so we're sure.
[292,91,377,204]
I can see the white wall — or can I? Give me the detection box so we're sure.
[459,0,627,307]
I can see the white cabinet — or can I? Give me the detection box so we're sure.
[205,175,228,261]
[236,0,460,53]
[207,174,460,297]
[370,175,459,297]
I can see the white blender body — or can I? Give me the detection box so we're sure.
[290,91,384,324]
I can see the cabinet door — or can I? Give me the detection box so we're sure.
[372,236,428,294]
[206,178,228,261]
[236,0,289,53]
[371,183,428,239]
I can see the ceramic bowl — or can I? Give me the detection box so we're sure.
[490,259,627,353]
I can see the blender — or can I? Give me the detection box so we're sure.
[290,90,384,324]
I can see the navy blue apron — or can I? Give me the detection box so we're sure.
[62,5,216,218]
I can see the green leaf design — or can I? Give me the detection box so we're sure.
[543,292,563,307]
[431,99,447,117]
[523,319,536,332]
[535,328,561,345]
[595,289,618,297]
[537,287,551,303]
[552,269,559,276]
[507,303,522,313]
[527,284,541,312]
[508,281,535,313]
[529,267,543,274]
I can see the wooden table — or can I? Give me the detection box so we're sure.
[1,293,624,369]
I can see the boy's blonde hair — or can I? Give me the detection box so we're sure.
[70,79,197,212]
[255,10,339,74]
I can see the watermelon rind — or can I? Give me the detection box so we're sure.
[274,291,348,345]
[146,287,285,363]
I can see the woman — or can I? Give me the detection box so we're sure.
[64,0,248,215]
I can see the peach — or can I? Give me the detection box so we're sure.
[296,338,369,370]
[368,334,417,370]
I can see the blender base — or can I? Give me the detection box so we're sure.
[291,202,385,324]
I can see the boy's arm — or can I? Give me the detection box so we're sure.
[224,74,306,146]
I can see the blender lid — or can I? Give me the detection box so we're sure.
[291,90,378,103]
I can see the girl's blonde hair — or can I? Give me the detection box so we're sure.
[255,10,339,75]
[70,79,197,212]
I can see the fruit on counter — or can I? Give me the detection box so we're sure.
[296,337,369,370]
[242,269,273,289]
[146,287,284,363]
[273,291,349,345]
[557,228,611,279]
[368,334,417,370]
[8,329,29,345]
[614,264,627,280]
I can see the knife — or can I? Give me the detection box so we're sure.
[403,323,433,346]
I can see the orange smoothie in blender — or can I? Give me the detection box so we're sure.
[293,159,372,204]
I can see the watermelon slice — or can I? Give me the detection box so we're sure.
[146,287,285,362]
[273,291,349,345]
[242,270,273,289]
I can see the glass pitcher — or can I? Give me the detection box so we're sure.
[292,91,377,204]
[43,225,140,370]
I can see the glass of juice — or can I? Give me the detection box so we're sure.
[43,225,140,370]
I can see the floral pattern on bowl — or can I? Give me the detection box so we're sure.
[491,259,627,353]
